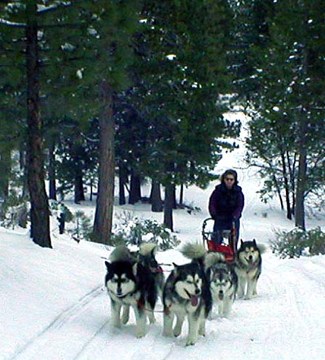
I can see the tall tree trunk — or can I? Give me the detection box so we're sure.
[164,183,174,231]
[0,147,10,200]
[172,185,177,209]
[280,151,292,219]
[118,162,127,205]
[74,171,85,204]
[272,174,284,211]
[19,146,28,198]
[93,81,115,245]
[129,169,141,204]
[286,150,296,216]
[26,1,51,248]
[48,139,57,200]
[150,180,163,212]
[179,184,184,206]
[295,112,307,230]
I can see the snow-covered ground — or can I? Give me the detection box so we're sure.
[1,112,324,360]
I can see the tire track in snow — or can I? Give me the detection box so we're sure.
[10,285,104,360]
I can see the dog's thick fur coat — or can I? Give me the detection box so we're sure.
[234,240,266,300]
[163,243,212,346]
[104,245,158,338]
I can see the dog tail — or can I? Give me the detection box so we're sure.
[205,252,225,268]
[139,242,157,256]
[258,243,267,254]
[181,243,206,260]
[109,245,133,262]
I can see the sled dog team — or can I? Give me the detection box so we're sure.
[104,240,265,346]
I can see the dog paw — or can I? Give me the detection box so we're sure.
[173,328,181,337]
[163,329,173,337]
[186,338,197,346]
[135,330,146,338]
[148,314,156,324]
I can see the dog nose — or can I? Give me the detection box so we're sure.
[195,288,201,295]
[249,255,253,260]
[219,290,223,296]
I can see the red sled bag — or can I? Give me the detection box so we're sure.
[207,241,234,262]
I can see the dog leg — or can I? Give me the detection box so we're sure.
[252,278,258,296]
[237,277,246,299]
[134,306,147,338]
[111,300,122,328]
[163,311,174,337]
[146,306,156,324]
[222,298,232,317]
[121,305,130,324]
[174,313,185,337]
[198,317,206,337]
[186,314,199,346]
[245,279,254,300]
[217,301,223,316]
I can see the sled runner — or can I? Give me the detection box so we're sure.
[202,217,237,263]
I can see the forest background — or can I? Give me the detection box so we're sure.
[0,0,324,248]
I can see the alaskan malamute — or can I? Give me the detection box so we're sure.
[104,245,157,338]
[163,244,212,346]
[138,242,165,298]
[234,239,265,300]
[205,252,238,317]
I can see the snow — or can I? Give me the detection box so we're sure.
[1,111,325,360]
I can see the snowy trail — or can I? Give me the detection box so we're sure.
[8,252,325,360]
[10,286,105,360]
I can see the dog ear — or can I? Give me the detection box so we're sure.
[241,239,244,246]
[252,239,257,246]
[105,261,111,271]
[172,262,179,276]
[151,246,157,257]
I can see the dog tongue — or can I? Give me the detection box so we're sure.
[191,295,198,306]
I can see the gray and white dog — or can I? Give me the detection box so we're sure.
[234,239,266,300]
[104,245,158,338]
[205,252,238,318]
[163,243,212,346]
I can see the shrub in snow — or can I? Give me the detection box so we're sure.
[111,211,180,250]
[70,210,92,241]
[271,227,325,258]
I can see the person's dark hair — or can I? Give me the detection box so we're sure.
[221,169,238,185]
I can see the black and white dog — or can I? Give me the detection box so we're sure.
[234,239,266,300]
[205,252,238,318]
[137,242,165,299]
[163,243,212,346]
[104,245,158,338]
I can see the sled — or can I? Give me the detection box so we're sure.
[202,217,237,263]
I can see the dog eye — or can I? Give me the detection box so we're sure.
[186,280,193,284]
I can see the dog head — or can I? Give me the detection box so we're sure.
[105,261,137,298]
[209,263,234,300]
[172,263,204,306]
[238,239,260,265]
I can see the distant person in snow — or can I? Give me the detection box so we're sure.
[208,169,245,247]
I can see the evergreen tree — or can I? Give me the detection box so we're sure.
[237,0,325,228]
[127,0,240,229]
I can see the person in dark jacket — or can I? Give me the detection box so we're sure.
[208,169,245,247]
